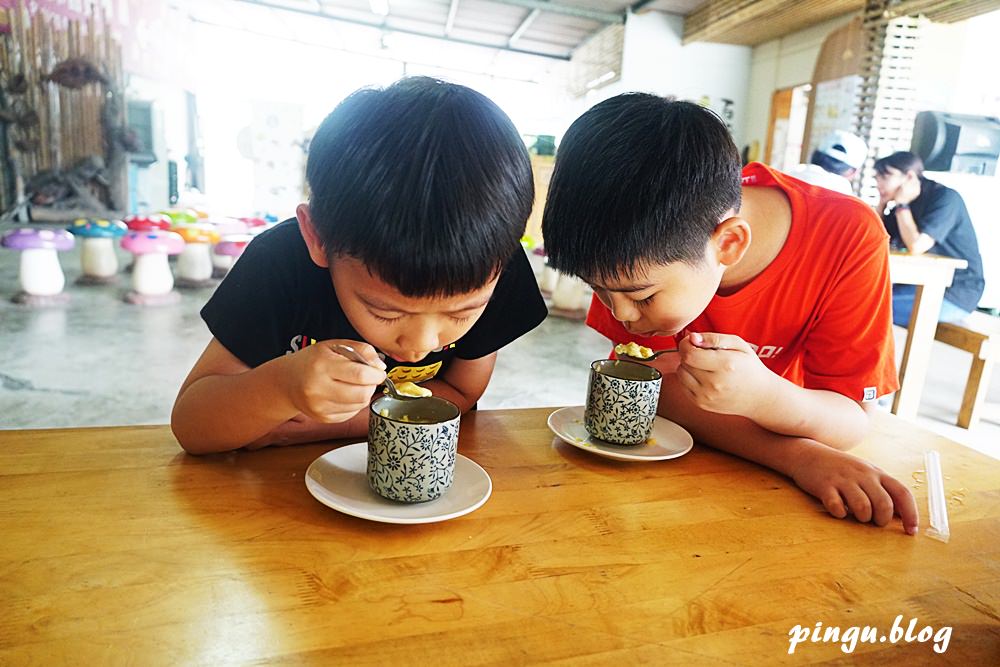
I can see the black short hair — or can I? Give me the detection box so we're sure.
[874,151,924,177]
[810,149,853,176]
[541,95,742,282]
[306,77,532,297]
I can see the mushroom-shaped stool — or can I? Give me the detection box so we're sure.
[240,216,270,236]
[173,224,221,287]
[67,218,127,284]
[1,228,75,304]
[122,214,172,273]
[206,218,249,276]
[120,230,185,305]
[124,213,172,232]
[161,209,199,226]
[213,235,253,271]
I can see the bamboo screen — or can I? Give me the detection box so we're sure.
[0,0,123,215]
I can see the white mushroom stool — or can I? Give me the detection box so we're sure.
[67,218,127,284]
[1,227,75,305]
[213,235,253,273]
[120,229,185,305]
[206,218,249,276]
[173,224,221,288]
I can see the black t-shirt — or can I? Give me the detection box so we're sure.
[201,219,548,383]
[882,177,985,312]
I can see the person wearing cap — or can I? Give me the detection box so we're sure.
[787,130,869,196]
[874,151,984,327]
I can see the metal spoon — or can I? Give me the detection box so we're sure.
[617,348,679,362]
[330,344,412,401]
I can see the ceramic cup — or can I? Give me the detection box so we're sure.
[368,395,461,503]
[584,359,662,445]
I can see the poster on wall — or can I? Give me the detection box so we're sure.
[236,101,304,218]
[806,74,862,157]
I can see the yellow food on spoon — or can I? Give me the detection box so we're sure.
[394,381,433,398]
[614,341,653,359]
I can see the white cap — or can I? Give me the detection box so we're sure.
[818,130,869,170]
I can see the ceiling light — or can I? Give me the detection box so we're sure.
[586,70,616,89]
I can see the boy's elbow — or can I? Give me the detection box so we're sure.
[170,404,209,455]
[170,417,201,455]
[834,404,874,451]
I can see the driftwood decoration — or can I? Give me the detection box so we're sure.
[0,1,127,222]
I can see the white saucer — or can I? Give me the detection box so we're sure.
[305,442,492,524]
[547,406,694,462]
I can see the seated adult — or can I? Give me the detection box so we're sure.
[874,151,984,327]
[786,130,868,196]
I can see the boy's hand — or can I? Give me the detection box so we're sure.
[788,444,919,534]
[282,340,386,423]
[676,332,775,420]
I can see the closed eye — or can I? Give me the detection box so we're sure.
[634,294,656,307]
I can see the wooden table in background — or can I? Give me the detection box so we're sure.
[2,408,999,664]
[889,252,969,420]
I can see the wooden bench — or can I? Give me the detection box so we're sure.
[934,311,998,428]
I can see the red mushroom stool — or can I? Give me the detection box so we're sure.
[120,230,185,305]
[1,228,75,305]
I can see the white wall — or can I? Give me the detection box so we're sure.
[910,10,1000,308]
[576,10,752,147]
[744,13,856,161]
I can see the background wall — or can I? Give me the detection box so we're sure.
[578,10,752,148]
[743,13,856,162]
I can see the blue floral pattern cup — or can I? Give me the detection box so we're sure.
[368,395,461,503]
[584,359,662,445]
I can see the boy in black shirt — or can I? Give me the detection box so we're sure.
[875,151,985,326]
[172,78,547,454]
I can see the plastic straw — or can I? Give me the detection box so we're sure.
[924,450,950,543]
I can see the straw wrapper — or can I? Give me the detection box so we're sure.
[924,450,950,543]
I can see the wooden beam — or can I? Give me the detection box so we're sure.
[683,0,865,45]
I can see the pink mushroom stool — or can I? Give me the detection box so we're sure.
[1,227,75,305]
[120,230,185,305]
[213,235,253,271]
[206,218,249,276]
[122,214,172,273]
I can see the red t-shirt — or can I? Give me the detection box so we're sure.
[586,162,899,403]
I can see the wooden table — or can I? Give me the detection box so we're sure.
[889,252,969,420]
[2,408,998,664]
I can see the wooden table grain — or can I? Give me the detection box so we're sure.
[2,408,998,665]
[889,252,969,420]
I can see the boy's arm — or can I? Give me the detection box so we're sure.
[171,338,385,454]
[654,366,918,534]
[675,332,869,450]
[419,353,498,412]
[247,353,497,449]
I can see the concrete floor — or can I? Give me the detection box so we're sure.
[1,240,997,460]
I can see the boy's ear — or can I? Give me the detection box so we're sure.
[296,203,330,268]
[711,216,751,267]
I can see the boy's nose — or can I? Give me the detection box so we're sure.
[397,323,439,359]
[609,295,640,323]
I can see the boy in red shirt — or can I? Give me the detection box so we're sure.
[542,94,917,534]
